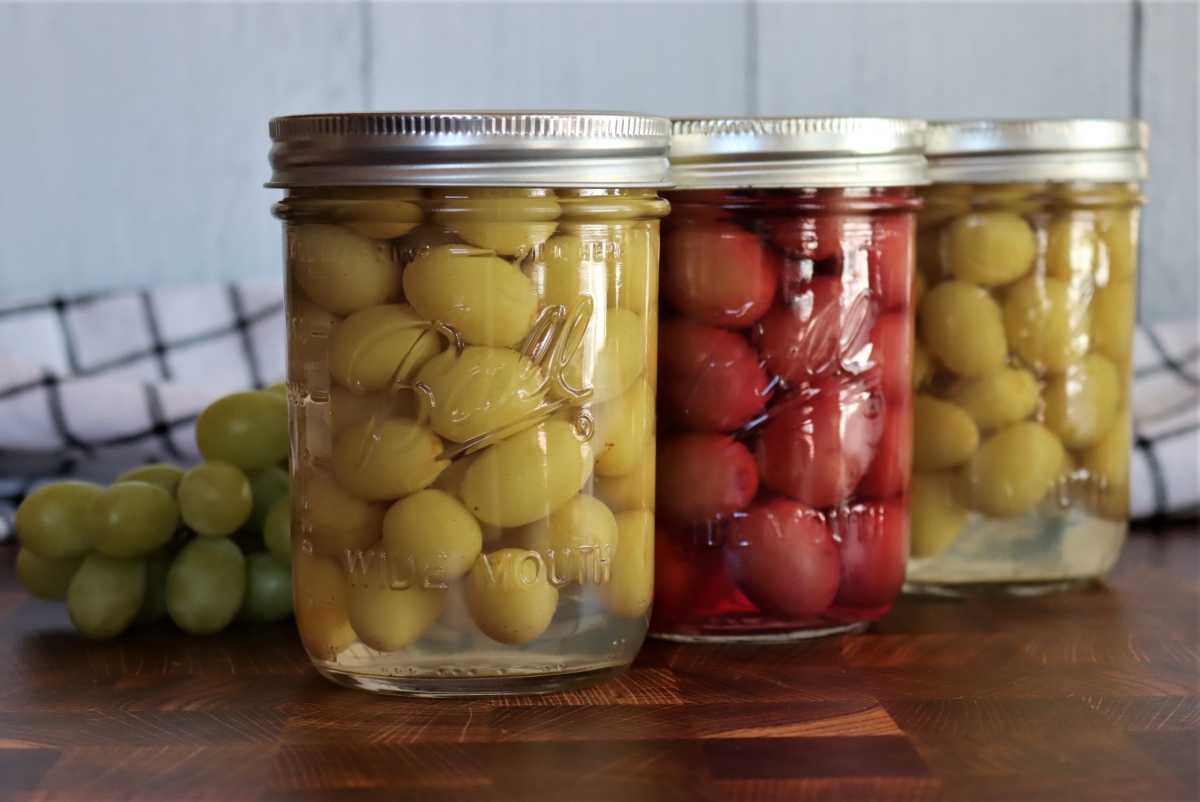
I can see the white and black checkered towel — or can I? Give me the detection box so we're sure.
[0,282,1195,537]
[0,281,285,537]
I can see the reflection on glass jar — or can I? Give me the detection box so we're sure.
[651,118,927,641]
[906,119,1147,595]
[268,112,670,695]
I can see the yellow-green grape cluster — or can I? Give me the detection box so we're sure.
[911,183,1138,558]
[13,387,294,638]
[284,187,661,658]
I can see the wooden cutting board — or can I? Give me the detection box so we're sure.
[0,524,1195,801]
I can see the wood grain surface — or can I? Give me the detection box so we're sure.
[0,525,1196,801]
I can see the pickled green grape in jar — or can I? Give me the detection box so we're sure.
[907,119,1147,594]
[268,112,670,695]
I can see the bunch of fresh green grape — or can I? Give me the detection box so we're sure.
[12,386,296,639]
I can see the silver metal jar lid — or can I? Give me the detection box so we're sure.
[668,117,928,189]
[267,111,673,188]
[926,119,1149,184]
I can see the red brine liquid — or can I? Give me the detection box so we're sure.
[652,187,916,640]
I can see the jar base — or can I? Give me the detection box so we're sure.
[313,661,632,698]
[649,621,867,644]
[905,509,1126,593]
[902,578,1094,598]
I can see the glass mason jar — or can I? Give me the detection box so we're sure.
[651,118,928,641]
[266,112,671,695]
[906,119,1148,595]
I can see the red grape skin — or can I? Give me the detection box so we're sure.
[866,310,913,403]
[651,526,728,628]
[769,214,871,264]
[652,188,919,637]
[869,213,914,312]
[855,402,911,502]
[659,318,771,432]
[755,275,876,387]
[827,500,908,611]
[661,222,778,329]
[754,380,884,509]
[657,433,759,526]
[725,498,841,620]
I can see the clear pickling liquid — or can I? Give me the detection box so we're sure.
[280,188,666,695]
[905,510,1127,595]
[907,182,1140,594]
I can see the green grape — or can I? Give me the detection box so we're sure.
[1092,282,1135,364]
[919,281,1007,378]
[965,423,1065,518]
[430,188,560,258]
[596,510,655,619]
[263,495,291,566]
[515,493,618,580]
[236,553,294,624]
[266,382,287,396]
[943,211,1036,286]
[559,307,646,404]
[87,481,180,558]
[67,553,146,640]
[532,234,608,311]
[1043,353,1121,450]
[910,472,968,558]
[402,244,539,347]
[465,548,558,645]
[461,419,592,528]
[116,464,185,495]
[167,537,246,635]
[243,465,290,535]
[294,554,356,656]
[178,462,253,538]
[134,549,172,626]
[415,346,547,443]
[16,548,82,601]
[594,442,654,513]
[15,481,101,561]
[912,396,980,472]
[593,378,653,477]
[946,368,1040,434]
[606,224,658,315]
[289,223,402,316]
[331,418,445,502]
[195,391,289,471]
[1003,276,1091,372]
[382,489,482,580]
[328,304,441,393]
[347,565,444,653]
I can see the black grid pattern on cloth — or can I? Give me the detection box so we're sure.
[0,282,286,537]
[1130,322,1200,521]
[0,280,1194,536]
[0,290,282,403]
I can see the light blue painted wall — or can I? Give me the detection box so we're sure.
[0,1,1195,320]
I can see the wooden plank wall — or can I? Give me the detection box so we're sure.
[0,1,1194,321]
[1139,0,1198,323]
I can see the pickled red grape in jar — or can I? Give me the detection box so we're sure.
[755,274,877,387]
[661,221,777,328]
[725,499,842,620]
[658,319,770,431]
[652,165,922,641]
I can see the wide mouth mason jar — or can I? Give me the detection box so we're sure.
[651,118,927,642]
[907,119,1148,596]
[267,112,670,695]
